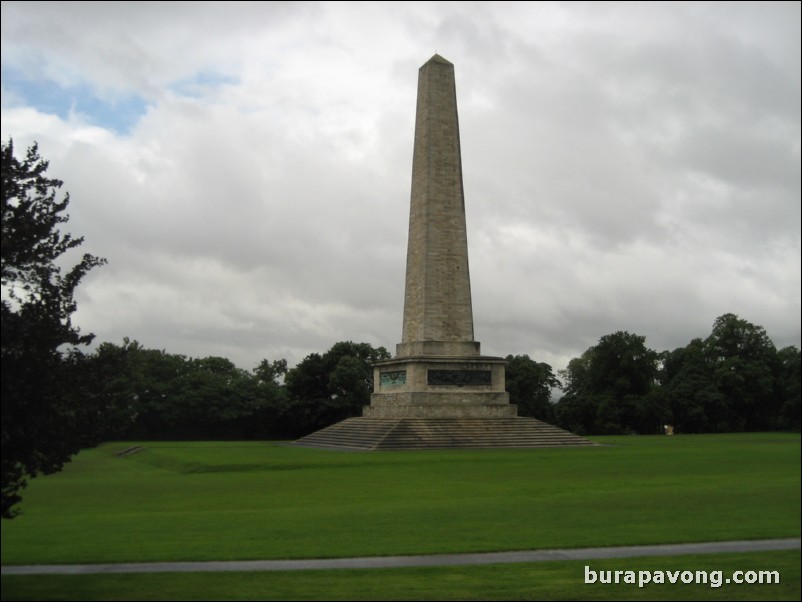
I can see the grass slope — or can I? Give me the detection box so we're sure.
[2,433,799,567]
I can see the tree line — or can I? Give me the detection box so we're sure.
[551,316,800,436]
[3,139,799,518]
[78,338,391,441]
[44,313,801,447]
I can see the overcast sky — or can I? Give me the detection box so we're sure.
[2,1,800,374]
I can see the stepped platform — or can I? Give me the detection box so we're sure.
[293,417,596,451]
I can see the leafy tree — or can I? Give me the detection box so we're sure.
[254,358,287,387]
[661,339,728,433]
[282,341,390,436]
[169,356,252,435]
[59,346,139,445]
[505,354,560,422]
[1,140,106,518]
[90,341,191,438]
[553,391,597,436]
[554,332,660,434]
[249,358,289,438]
[704,313,779,431]
[554,350,598,435]
[587,332,658,401]
[659,315,789,433]
[559,351,593,399]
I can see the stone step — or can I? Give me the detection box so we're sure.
[294,417,595,450]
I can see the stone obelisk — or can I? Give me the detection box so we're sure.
[294,55,594,449]
[400,53,476,358]
[365,54,512,418]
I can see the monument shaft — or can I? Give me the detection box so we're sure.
[401,54,475,354]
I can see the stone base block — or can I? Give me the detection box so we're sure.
[364,401,516,418]
[368,390,513,418]
[371,391,510,405]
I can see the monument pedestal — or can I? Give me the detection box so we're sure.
[367,353,514,418]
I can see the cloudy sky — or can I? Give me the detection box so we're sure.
[2,1,800,374]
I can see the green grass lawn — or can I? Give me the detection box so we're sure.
[1,433,800,600]
[2,433,800,566]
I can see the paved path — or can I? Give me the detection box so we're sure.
[3,538,798,575]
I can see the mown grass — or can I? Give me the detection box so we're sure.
[2,551,799,601]
[1,434,799,567]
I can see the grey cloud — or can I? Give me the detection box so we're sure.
[3,1,799,373]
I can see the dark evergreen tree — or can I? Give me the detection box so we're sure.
[1,140,106,518]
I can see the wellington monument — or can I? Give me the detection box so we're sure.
[296,55,592,449]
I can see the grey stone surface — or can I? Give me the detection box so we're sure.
[363,402,515,418]
[401,54,475,350]
[295,417,594,449]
